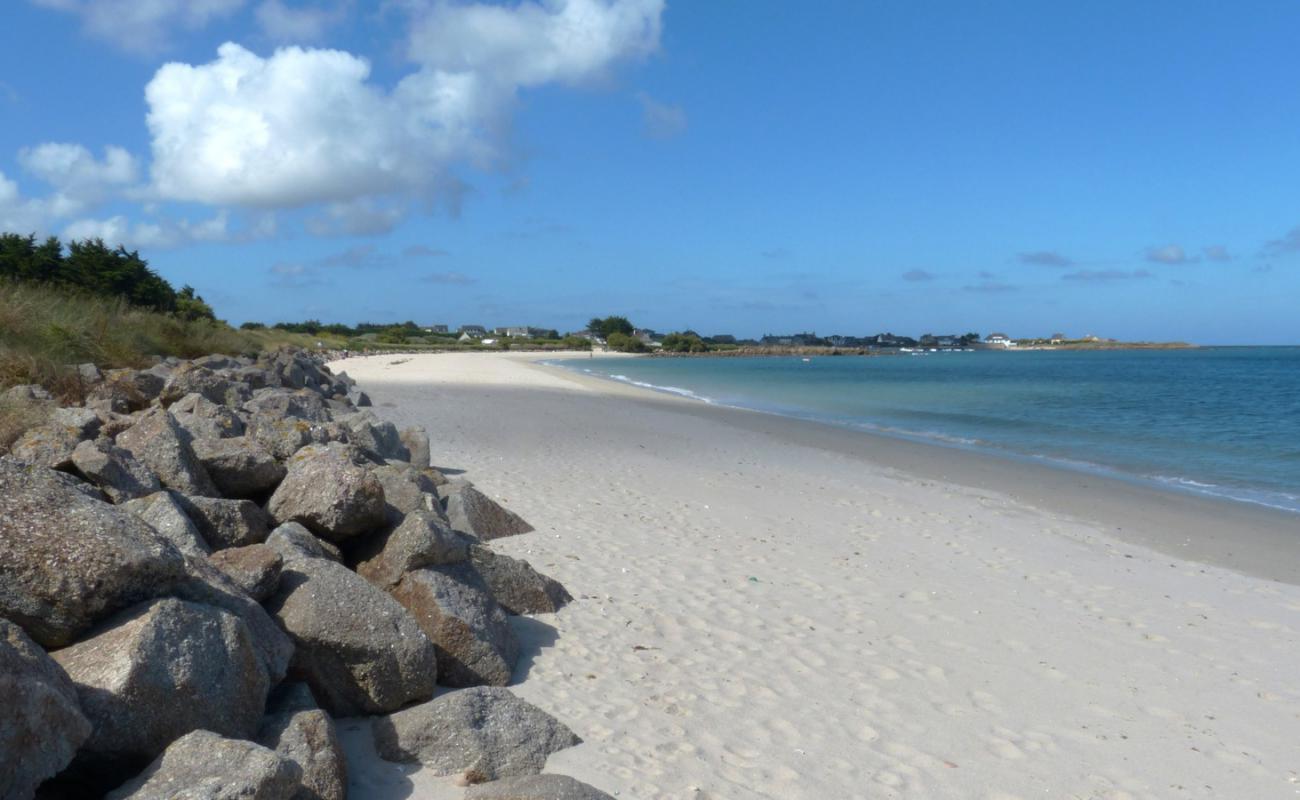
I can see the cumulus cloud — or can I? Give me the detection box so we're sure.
[1062,269,1153,282]
[255,0,348,42]
[1202,244,1231,262]
[637,91,686,139]
[144,0,664,215]
[18,143,137,215]
[30,0,246,53]
[0,172,47,232]
[1018,250,1073,267]
[62,211,229,249]
[1145,244,1188,264]
[1262,226,1300,256]
[901,269,935,282]
[305,199,408,237]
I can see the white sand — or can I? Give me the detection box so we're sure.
[332,351,1300,800]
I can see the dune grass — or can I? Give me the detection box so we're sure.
[0,280,338,398]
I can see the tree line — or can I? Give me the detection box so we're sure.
[0,232,215,322]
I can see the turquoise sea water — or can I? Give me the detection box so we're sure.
[555,348,1300,514]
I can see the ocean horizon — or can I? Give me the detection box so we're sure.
[556,347,1300,515]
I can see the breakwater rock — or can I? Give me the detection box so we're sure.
[0,349,595,798]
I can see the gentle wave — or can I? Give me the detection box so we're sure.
[551,356,1300,515]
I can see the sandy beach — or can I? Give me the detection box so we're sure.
[331,351,1300,800]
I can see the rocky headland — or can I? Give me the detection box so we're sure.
[0,349,608,800]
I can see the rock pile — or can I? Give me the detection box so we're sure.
[0,349,597,799]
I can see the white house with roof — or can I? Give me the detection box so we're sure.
[984,332,1016,347]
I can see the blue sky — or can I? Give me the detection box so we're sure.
[1,1,1298,343]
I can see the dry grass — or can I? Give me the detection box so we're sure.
[0,280,335,401]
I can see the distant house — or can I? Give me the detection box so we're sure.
[457,332,473,343]
[459,325,487,337]
[985,332,1016,347]
[428,324,449,334]
[498,326,531,338]
[632,328,660,344]
[760,332,820,346]
[827,335,868,348]
[481,338,498,345]
[870,333,919,348]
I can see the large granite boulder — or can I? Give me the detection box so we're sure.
[443,484,535,541]
[267,522,343,563]
[174,495,271,550]
[373,687,580,781]
[399,426,431,469]
[257,706,347,800]
[122,491,211,557]
[390,564,519,687]
[245,389,331,423]
[265,537,437,716]
[172,555,293,687]
[70,439,161,503]
[52,598,271,769]
[371,463,444,526]
[266,443,386,542]
[246,416,315,461]
[158,365,234,407]
[354,511,471,589]
[465,775,615,800]
[190,436,286,498]
[339,413,410,462]
[0,618,92,800]
[468,547,573,616]
[170,393,247,441]
[208,544,283,602]
[0,458,186,647]
[104,730,301,800]
[116,408,220,497]
[8,407,101,470]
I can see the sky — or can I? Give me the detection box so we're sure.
[1,1,1299,344]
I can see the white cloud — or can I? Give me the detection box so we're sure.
[30,0,246,53]
[636,91,685,139]
[0,172,47,232]
[255,0,348,42]
[305,199,407,237]
[1145,244,1188,264]
[18,143,138,214]
[145,0,665,214]
[62,211,230,249]
[407,0,663,88]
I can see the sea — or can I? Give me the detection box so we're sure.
[554,347,1300,514]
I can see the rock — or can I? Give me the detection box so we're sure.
[229,365,273,390]
[245,389,330,423]
[122,491,211,557]
[351,389,371,407]
[265,543,437,716]
[468,547,573,616]
[267,522,343,563]
[372,687,580,780]
[158,365,233,407]
[53,598,270,770]
[191,436,286,498]
[0,618,92,800]
[49,468,108,500]
[76,362,104,385]
[105,368,165,407]
[248,416,317,460]
[266,443,386,542]
[117,407,220,497]
[257,707,347,800]
[443,484,535,541]
[0,458,186,647]
[174,495,271,550]
[390,564,519,687]
[371,463,444,525]
[70,439,161,503]
[1,383,52,403]
[104,730,301,800]
[208,544,283,602]
[170,393,247,441]
[8,407,101,471]
[464,775,616,800]
[172,555,293,688]
[339,413,409,462]
[354,511,471,589]
[399,426,431,469]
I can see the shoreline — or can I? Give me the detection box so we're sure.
[537,355,1300,586]
[330,351,1300,799]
